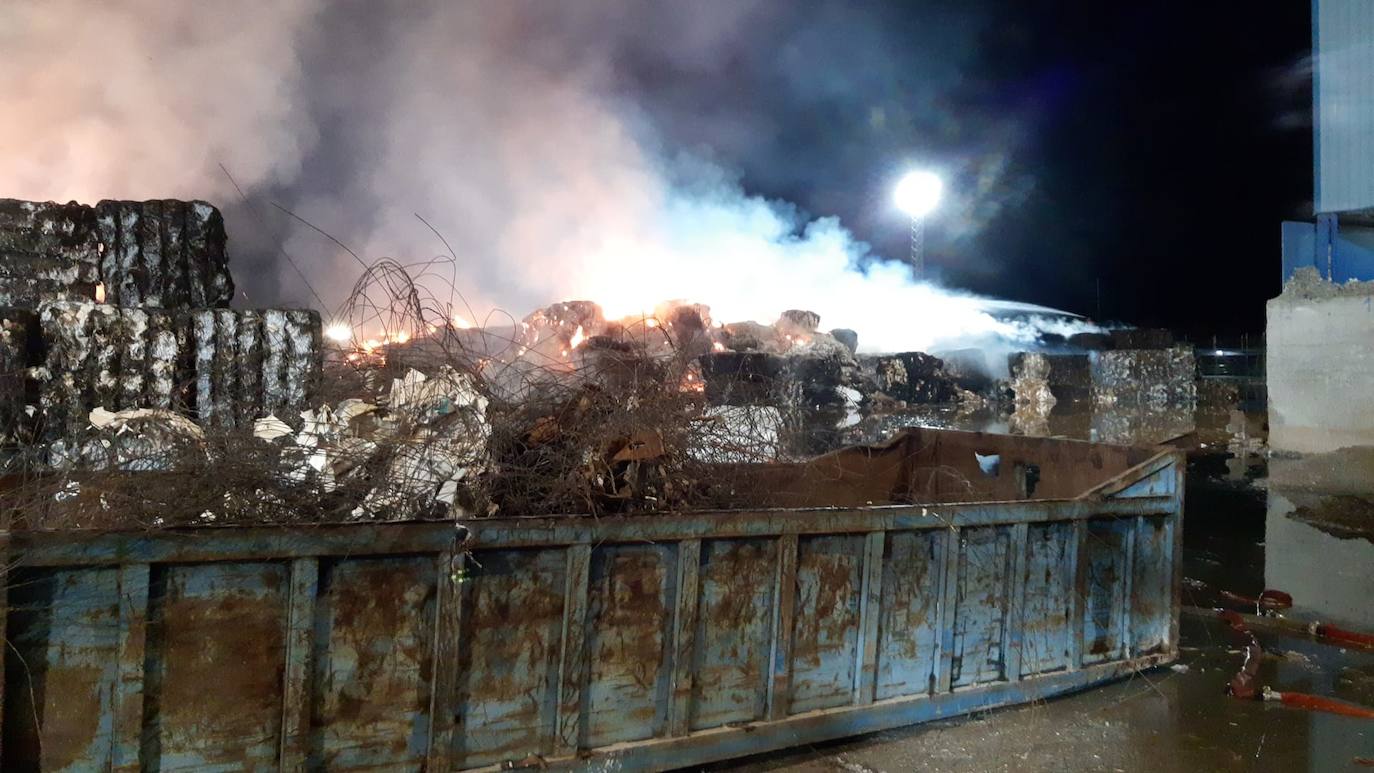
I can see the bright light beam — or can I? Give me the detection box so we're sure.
[324,323,352,343]
[893,170,943,218]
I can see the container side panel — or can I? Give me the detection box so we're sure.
[691,538,776,731]
[1111,468,1175,499]
[454,548,566,769]
[788,535,864,714]
[581,543,676,748]
[951,526,1011,688]
[1082,519,1131,664]
[874,530,942,700]
[310,556,436,770]
[148,562,288,772]
[2,568,119,772]
[1019,522,1075,675]
[1131,516,1173,655]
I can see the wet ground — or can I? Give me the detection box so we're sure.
[717,397,1374,772]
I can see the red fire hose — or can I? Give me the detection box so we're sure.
[1265,689,1374,719]
[1311,621,1374,648]
[1220,608,1374,719]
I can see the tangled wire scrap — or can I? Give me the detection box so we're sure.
[3,257,799,530]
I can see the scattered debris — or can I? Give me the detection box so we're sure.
[1280,265,1374,300]
[253,414,293,440]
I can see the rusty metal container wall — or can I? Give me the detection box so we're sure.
[0,441,1183,771]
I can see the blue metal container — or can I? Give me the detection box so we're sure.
[0,428,1183,770]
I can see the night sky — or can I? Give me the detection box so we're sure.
[618,2,1314,340]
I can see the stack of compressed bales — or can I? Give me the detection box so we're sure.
[0,198,320,447]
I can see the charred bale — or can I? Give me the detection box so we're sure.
[181,308,322,427]
[857,352,960,405]
[699,350,786,405]
[829,328,858,355]
[0,308,40,456]
[0,199,102,307]
[0,198,233,308]
[775,309,821,337]
[94,199,235,308]
[932,348,996,394]
[35,303,321,439]
[1067,331,1112,350]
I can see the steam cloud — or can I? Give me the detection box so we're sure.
[0,1,1094,356]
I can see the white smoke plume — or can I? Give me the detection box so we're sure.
[0,1,1096,356]
[0,0,319,202]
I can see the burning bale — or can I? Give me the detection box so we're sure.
[0,198,234,308]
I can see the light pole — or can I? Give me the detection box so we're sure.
[893,170,943,276]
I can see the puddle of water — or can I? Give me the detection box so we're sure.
[1267,488,1374,630]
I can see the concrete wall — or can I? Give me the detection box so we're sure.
[1267,289,1374,453]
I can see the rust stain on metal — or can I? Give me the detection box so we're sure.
[582,546,674,746]
[3,568,121,770]
[455,549,569,768]
[791,541,859,670]
[691,539,777,730]
[152,564,288,769]
[590,551,667,691]
[33,661,109,770]
[313,557,435,768]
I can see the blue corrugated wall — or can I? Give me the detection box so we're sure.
[1315,0,1374,213]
